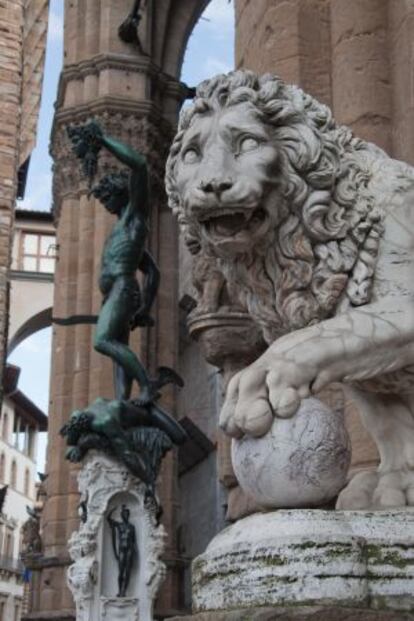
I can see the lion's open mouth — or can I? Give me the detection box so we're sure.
[201,207,266,238]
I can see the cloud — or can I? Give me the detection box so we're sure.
[47,9,64,43]
[203,56,232,76]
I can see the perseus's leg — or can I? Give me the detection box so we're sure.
[94,276,150,397]
[113,326,133,401]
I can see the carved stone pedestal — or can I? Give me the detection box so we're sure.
[190,510,414,615]
[67,452,166,621]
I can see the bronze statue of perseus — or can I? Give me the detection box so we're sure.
[62,120,186,488]
[67,120,182,404]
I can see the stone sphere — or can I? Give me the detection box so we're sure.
[232,397,351,509]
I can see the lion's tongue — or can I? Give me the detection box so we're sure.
[214,213,246,236]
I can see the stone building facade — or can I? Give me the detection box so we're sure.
[16,0,414,619]
[1,363,48,621]
[0,0,49,409]
[8,209,55,356]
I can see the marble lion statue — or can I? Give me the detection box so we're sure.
[166,70,414,510]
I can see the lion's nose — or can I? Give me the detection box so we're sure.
[198,177,233,195]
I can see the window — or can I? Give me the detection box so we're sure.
[14,603,20,621]
[24,468,30,497]
[10,461,17,489]
[19,232,57,273]
[2,414,8,442]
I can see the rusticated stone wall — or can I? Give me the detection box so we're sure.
[0,0,48,408]
[234,0,414,477]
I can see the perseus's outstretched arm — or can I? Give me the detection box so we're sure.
[102,133,149,217]
[101,134,147,173]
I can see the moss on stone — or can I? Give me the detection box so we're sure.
[366,544,414,569]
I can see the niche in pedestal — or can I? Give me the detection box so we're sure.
[100,491,140,599]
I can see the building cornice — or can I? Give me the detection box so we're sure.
[5,390,48,430]
[10,270,54,283]
[15,209,53,222]
[55,53,189,111]
[53,96,164,128]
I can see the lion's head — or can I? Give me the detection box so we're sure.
[166,71,383,342]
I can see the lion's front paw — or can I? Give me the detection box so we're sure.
[219,359,311,438]
[336,469,414,510]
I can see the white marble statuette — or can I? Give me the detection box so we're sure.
[166,69,414,511]
[67,452,166,621]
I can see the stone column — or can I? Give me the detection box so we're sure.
[235,0,333,106]
[188,311,266,522]
[25,1,210,618]
[331,0,392,154]
[233,0,414,480]
[388,0,414,164]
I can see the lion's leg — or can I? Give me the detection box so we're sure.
[337,386,414,509]
[220,298,414,439]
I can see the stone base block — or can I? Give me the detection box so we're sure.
[192,510,414,613]
[170,606,414,620]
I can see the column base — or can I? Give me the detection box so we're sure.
[191,510,414,613]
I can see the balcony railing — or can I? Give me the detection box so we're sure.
[0,555,24,573]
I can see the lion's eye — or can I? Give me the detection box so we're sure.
[182,148,200,164]
[239,136,260,153]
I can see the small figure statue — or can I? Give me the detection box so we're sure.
[118,0,143,49]
[107,504,137,597]
[22,505,42,554]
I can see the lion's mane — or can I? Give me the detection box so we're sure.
[166,71,384,343]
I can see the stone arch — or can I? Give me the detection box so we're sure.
[154,0,211,78]
[7,307,52,357]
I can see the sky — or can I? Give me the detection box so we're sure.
[9,0,235,469]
